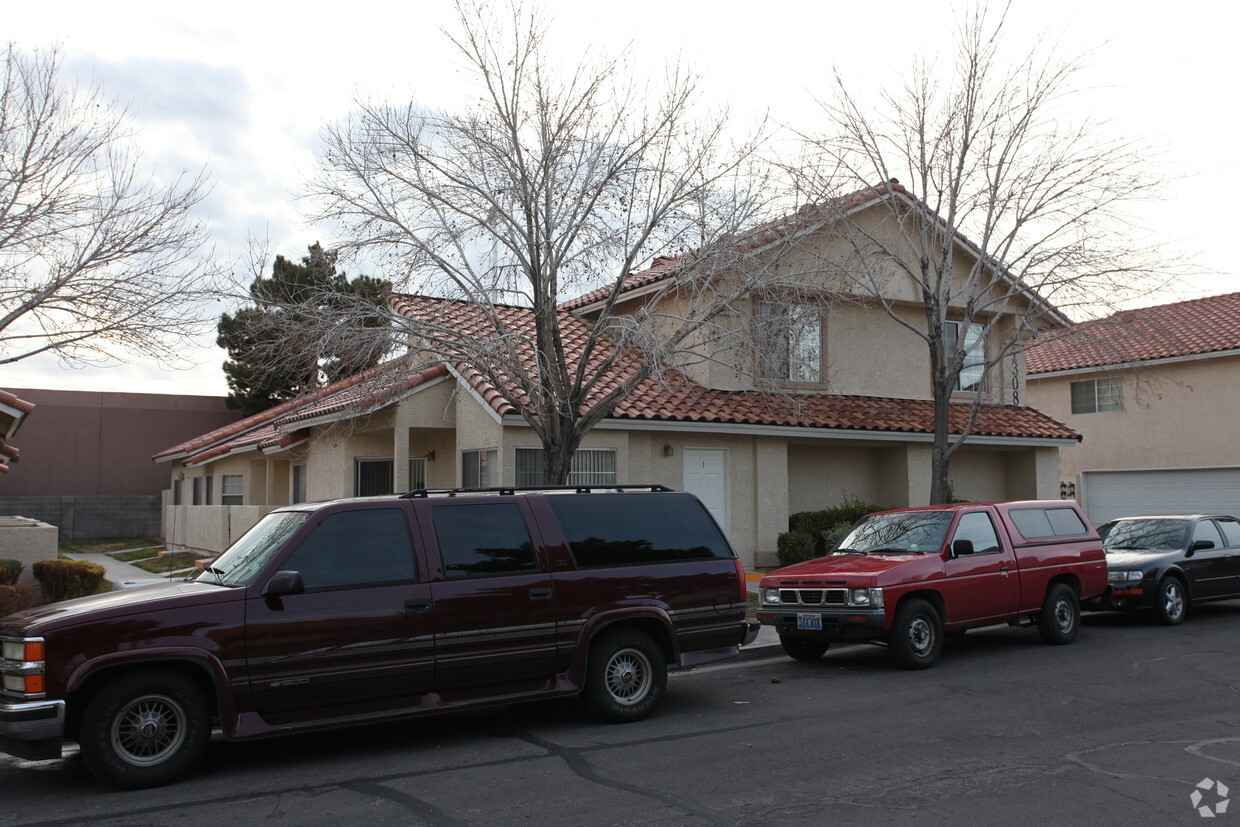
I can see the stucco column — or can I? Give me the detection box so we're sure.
[754,436,788,571]
[393,400,410,494]
[905,444,934,506]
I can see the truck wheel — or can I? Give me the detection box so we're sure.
[1037,583,1080,645]
[78,669,211,789]
[584,628,666,723]
[888,599,942,669]
[1154,576,1188,626]
[779,635,830,662]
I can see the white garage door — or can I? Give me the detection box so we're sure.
[1083,468,1240,525]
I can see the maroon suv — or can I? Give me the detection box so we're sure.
[0,485,757,788]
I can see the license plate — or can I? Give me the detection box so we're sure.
[796,613,823,631]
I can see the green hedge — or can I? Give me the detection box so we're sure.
[32,559,107,603]
[0,559,21,586]
[776,530,814,568]
[788,495,889,557]
[0,585,34,618]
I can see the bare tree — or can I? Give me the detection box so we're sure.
[307,1,820,484]
[0,43,215,368]
[796,5,1173,504]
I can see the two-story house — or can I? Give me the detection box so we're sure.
[157,189,1078,568]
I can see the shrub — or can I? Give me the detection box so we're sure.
[819,521,854,552]
[789,495,889,556]
[0,585,35,617]
[0,559,21,586]
[32,559,107,603]
[777,530,815,567]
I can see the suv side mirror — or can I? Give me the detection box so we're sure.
[263,570,305,597]
[952,539,975,557]
[1190,539,1216,553]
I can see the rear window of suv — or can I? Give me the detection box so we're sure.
[547,493,733,568]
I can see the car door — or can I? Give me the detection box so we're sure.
[424,499,557,694]
[1183,519,1232,598]
[1213,518,1240,597]
[244,503,435,722]
[942,510,1020,624]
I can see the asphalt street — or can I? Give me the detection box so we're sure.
[3,603,1240,825]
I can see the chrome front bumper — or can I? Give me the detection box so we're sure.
[0,698,65,760]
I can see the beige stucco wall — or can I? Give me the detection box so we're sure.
[1027,355,1240,482]
[163,505,274,555]
[0,517,58,588]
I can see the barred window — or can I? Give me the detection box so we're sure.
[515,448,616,486]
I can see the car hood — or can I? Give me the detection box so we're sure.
[1104,549,1182,570]
[0,580,243,635]
[760,553,941,587]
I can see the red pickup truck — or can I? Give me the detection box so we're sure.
[757,500,1107,669]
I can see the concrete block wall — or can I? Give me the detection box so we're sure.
[0,517,59,588]
[0,495,161,541]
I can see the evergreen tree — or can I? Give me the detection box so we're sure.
[218,243,390,416]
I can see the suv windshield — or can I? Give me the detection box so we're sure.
[834,511,954,555]
[194,511,310,586]
[1098,518,1188,552]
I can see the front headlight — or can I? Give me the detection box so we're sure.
[762,588,782,605]
[848,587,884,607]
[1108,570,1144,584]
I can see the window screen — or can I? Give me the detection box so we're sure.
[281,508,417,590]
[431,503,537,577]
[547,492,732,568]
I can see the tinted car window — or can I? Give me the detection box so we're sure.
[432,503,538,577]
[953,512,1001,553]
[1099,518,1188,551]
[547,493,732,568]
[1218,519,1240,548]
[282,508,417,590]
[1193,519,1225,549]
[1009,507,1087,540]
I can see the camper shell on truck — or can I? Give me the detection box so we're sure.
[757,500,1106,669]
[0,485,757,788]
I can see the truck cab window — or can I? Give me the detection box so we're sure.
[953,512,1001,554]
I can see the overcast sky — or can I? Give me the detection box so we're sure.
[5,0,1236,397]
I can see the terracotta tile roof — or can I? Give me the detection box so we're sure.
[394,294,1077,442]
[1026,292,1240,375]
[157,361,450,466]
[0,389,35,473]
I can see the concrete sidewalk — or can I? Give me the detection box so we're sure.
[62,547,181,590]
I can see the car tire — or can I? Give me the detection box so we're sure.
[1036,583,1080,645]
[1154,576,1188,626]
[584,628,666,723]
[78,668,211,789]
[779,635,830,662]
[887,599,942,669]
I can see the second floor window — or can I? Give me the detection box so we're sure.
[1070,377,1124,413]
[758,302,822,383]
[945,321,985,392]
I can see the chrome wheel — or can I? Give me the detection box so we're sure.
[1157,578,1187,625]
[604,646,653,706]
[110,693,188,767]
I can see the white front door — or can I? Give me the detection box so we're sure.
[684,448,729,535]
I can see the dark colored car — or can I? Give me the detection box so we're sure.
[1089,514,1240,625]
[0,485,757,788]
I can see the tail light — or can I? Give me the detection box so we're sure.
[734,559,748,604]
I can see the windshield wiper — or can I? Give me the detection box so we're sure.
[199,565,228,585]
[866,547,922,554]
[832,548,867,555]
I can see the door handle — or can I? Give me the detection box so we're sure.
[529,587,553,600]
[999,566,1010,573]
[405,598,431,612]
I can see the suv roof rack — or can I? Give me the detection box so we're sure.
[400,484,673,499]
